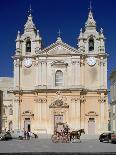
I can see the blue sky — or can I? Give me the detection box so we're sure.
[0,0,116,86]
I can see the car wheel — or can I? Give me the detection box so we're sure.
[100,139,103,142]
[108,139,111,143]
[18,136,23,140]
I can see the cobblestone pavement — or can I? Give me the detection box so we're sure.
[0,134,116,153]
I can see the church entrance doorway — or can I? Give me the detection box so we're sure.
[54,115,63,130]
[88,118,95,134]
[24,118,31,132]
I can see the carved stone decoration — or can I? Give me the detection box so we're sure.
[72,61,76,65]
[80,59,85,66]
[51,60,68,67]
[98,96,106,103]
[49,99,69,108]
[56,91,62,100]
[14,59,20,67]
[85,111,98,116]
[71,97,80,102]
[98,60,105,66]
[80,95,86,103]
[34,97,47,103]
[50,91,68,108]
[33,60,39,66]
[22,110,34,117]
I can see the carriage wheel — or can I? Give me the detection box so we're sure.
[62,135,69,143]
[51,134,59,143]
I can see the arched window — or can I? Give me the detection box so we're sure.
[26,39,31,52]
[55,70,63,86]
[89,38,94,51]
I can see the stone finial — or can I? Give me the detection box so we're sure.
[100,28,103,33]
[56,29,62,42]
[78,28,83,39]
[36,30,42,41]
[56,37,62,43]
[100,28,105,39]
[16,30,20,41]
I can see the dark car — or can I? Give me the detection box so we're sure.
[0,131,12,141]
[111,131,116,143]
[99,132,112,143]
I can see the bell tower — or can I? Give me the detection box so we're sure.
[78,6,107,89]
[14,10,42,90]
[77,4,108,133]
[78,9,105,55]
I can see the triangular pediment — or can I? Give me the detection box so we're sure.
[40,38,78,56]
[49,99,69,108]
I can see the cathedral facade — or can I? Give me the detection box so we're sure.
[11,9,108,134]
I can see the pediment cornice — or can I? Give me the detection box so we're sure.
[38,40,79,56]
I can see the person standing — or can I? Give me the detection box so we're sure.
[27,131,29,140]
[24,130,27,140]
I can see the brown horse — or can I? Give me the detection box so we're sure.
[70,129,85,142]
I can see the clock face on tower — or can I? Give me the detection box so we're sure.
[24,58,32,68]
[87,57,96,66]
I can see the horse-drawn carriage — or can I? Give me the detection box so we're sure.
[51,122,85,143]
[51,122,70,143]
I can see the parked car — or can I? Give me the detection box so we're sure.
[99,132,112,143]
[10,129,24,140]
[10,129,38,140]
[0,131,12,141]
[111,131,116,143]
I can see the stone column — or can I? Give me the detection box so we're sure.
[103,59,107,88]
[14,59,20,87]
[80,59,85,86]
[100,59,104,88]
[76,60,80,86]
[42,61,46,86]
[38,99,42,126]
[13,97,19,129]
[13,60,16,87]
[35,59,39,86]
[70,99,74,129]
[100,98,104,129]
[98,98,101,129]
[104,97,108,131]
[38,61,42,85]
[75,99,80,129]
[71,61,75,86]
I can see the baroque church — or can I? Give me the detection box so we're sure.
[10,7,108,134]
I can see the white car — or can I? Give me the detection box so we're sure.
[10,129,24,140]
[10,130,38,140]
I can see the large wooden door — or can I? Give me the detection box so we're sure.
[54,115,63,130]
[88,118,95,134]
[24,118,31,132]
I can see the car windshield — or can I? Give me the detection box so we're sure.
[102,133,110,136]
